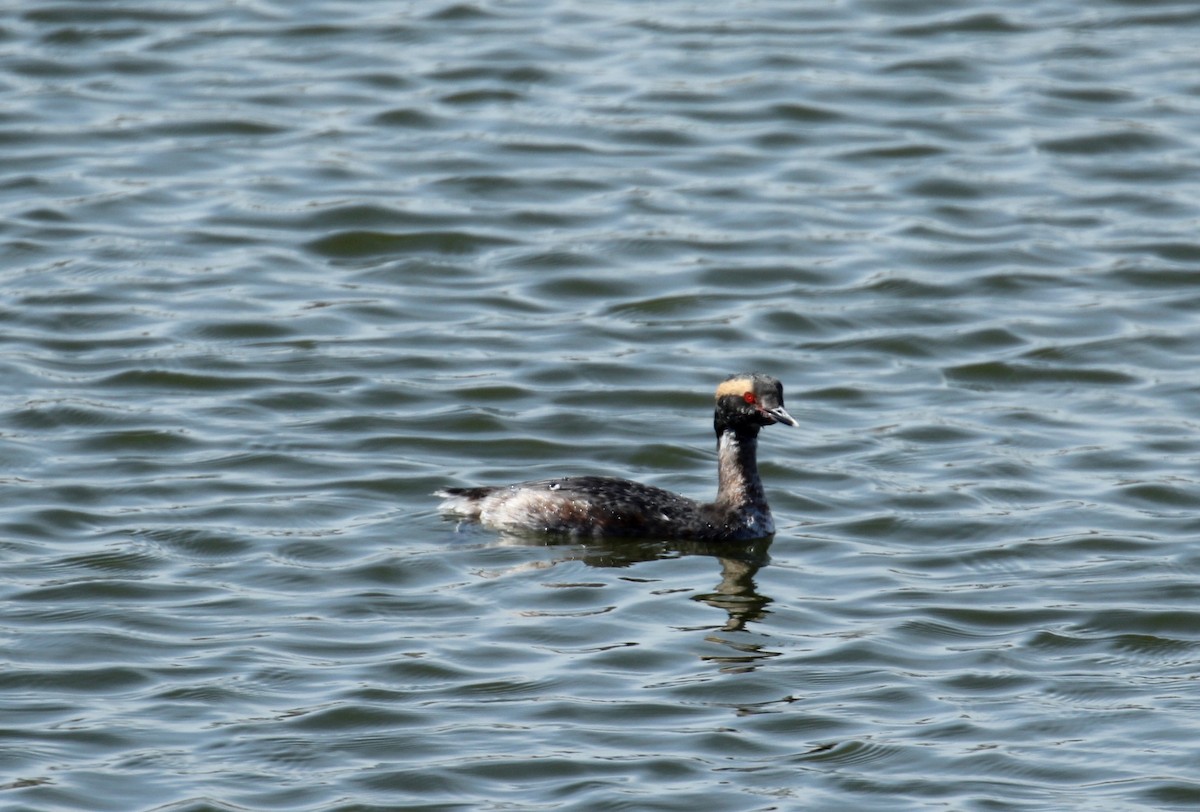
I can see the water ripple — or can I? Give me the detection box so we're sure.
[5,0,1200,810]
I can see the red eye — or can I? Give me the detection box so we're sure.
[743,391,756,404]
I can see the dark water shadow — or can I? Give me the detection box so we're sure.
[488,528,775,632]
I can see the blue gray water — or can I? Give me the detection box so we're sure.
[3,1,1200,810]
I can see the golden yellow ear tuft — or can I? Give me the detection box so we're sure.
[714,376,754,400]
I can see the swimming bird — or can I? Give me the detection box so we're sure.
[436,372,796,540]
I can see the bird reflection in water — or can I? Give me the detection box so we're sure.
[683,541,780,672]
[483,532,779,670]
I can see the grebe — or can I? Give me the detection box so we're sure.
[436,373,797,540]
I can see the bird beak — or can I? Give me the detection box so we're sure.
[763,405,798,427]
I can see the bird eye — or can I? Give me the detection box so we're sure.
[743,391,756,404]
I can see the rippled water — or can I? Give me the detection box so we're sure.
[4,1,1200,809]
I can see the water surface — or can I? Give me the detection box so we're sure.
[3,1,1200,810]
